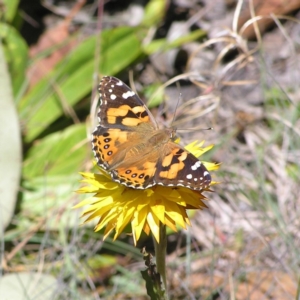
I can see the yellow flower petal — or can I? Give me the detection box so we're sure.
[132,208,147,243]
[150,203,165,224]
[147,212,160,243]
[103,221,115,239]
[164,215,177,232]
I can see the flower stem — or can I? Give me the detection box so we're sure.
[153,223,168,299]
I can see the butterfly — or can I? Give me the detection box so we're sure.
[92,76,211,190]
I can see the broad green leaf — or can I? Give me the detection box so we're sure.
[2,0,19,22]
[20,26,146,142]
[0,23,28,96]
[23,124,88,178]
[0,42,22,236]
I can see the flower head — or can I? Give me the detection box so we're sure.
[76,141,219,245]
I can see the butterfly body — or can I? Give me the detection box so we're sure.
[92,76,211,190]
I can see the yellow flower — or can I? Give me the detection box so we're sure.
[75,141,219,245]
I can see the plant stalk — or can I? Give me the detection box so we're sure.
[153,223,168,299]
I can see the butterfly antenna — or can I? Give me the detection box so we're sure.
[170,81,182,127]
[177,127,213,132]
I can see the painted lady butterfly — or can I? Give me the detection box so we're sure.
[92,76,211,190]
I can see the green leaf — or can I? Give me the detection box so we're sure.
[23,124,88,178]
[144,83,165,108]
[2,0,19,22]
[142,0,167,27]
[20,26,146,142]
[0,23,28,96]
[144,38,167,55]
[0,41,22,236]
[87,254,117,269]
[144,29,206,54]
[141,269,162,300]
[168,29,207,47]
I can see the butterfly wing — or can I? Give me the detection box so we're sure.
[109,156,158,189]
[99,140,211,190]
[92,76,157,172]
[96,76,157,129]
[154,142,211,190]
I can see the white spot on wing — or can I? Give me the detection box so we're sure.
[110,94,117,100]
[122,90,135,99]
[186,174,192,179]
[116,80,123,86]
[191,161,201,171]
